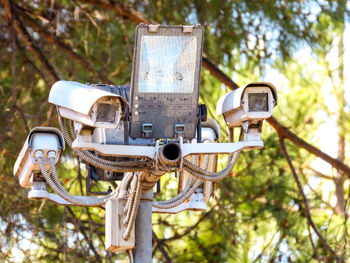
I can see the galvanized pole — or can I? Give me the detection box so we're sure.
[133,189,153,263]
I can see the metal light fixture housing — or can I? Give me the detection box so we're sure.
[129,24,204,140]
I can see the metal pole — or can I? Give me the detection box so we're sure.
[133,189,153,263]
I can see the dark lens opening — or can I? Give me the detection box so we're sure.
[248,93,268,112]
[96,104,117,122]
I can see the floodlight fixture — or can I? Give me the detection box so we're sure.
[129,24,204,140]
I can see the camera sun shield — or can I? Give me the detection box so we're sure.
[129,24,204,140]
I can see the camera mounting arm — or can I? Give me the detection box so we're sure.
[71,136,263,160]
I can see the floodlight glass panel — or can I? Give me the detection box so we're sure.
[138,36,197,93]
[248,93,269,112]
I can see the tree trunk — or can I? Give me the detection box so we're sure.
[334,4,346,216]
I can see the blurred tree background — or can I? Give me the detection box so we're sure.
[0,0,350,262]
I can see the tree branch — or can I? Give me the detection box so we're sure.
[278,136,341,262]
[3,0,60,84]
[15,5,113,84]
[307,223,321,262]
[76,0,239,89]
[299,169,341,216]
[4,0,61,124]
[13,104,29,133]
[201,56,239,90]
[152,230,173,263]
[15,34,49,85]
[165,209,212,242]
[305,166,334,180]
[66,206,102,261]
[252,231,279,263]
[77,0,152,24]
[270,116,350,177]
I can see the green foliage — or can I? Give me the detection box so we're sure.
[0,0,350,262]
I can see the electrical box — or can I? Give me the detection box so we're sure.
[105,198,135,252]
[129,24,204,140]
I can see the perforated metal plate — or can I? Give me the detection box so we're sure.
[129,24,204,140]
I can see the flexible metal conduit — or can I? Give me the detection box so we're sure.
[152,128,241,208]
[181,127,241,182]
[183,151,240,182]
[58,114,149,172]
[123,174,142,240]
[153,153,211,208]
[152,179,203,209]
[38,156,111,206]
[38,153,142,240]
[152,154,199,208]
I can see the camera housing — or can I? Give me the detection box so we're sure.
[13,127,65,187]
[216,82,277,127]
[49,81,127,129]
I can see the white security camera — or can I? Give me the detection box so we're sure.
[216,82,277,127]
[13,127,65,187]
[49,81,128,129]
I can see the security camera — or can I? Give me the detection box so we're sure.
[13,127,65,187]
[216,82,277,127]
[49,81,128,129]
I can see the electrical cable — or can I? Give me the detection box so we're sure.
[57,113,149,171]
[69,120,76,139]
[152,129,235,208]
[152,179,203,209]
[183,151,240,182]
[123,176,138,225]
[152,153,211,208]
[37,150,143,207]
[181,127,242,181]
[127,250,134,263]
[37,154,145,213]
[117,172,134,199]
[37,148,143,243]
[123,173,142,240]
[152,131,234,208]
[38,155,110,206]
[55,110,244,218]
[152,157,201,207]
